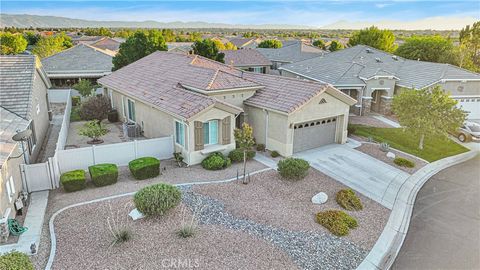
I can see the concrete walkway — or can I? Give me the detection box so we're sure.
[254,153,278,169]
[37,114,63,162]
[393,155,480,270]
[295,144,410,209]
[372,115,401,128]
[0,191,49,255]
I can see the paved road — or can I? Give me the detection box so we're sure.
[393,154,480,270]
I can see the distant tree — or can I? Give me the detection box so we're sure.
[329,40,344,52]
[23,31,40,46]
[192,39,225,63]
[85,27,113,37]
[32,32,72,58]
[457,21,480,72]
[72,79,97,97]
[212,39,238,51]
[396,35,455,63]
[0,32,27,54]
[348,26,397,53]
[114,29,134,39]
[392,86,465,150]
[258,39,282,48]
[224,42,237,50]
[112,30,168,71]
[312,39,326,50]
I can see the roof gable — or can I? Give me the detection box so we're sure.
[221,49,272,67]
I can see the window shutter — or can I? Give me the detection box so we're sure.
[222,116,231,145]
[194,121,204,151]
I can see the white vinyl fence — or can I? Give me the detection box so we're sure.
[56,136,174,173]
[48,89,72,103]
[55,91,72,152]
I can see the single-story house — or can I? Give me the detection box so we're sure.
[256,41,326,70]
[221,49,272,74]
[229,38,258,49]
[70,35,104,45]
[89,37,123,54]
[41,43,114,89]
[279,45,480,119]
[0,55,51,221]
[166,42,193,53]
[98,52,355,165]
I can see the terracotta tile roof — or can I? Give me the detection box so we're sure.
[221,49,272,67]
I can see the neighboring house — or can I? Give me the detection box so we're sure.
[41,43,114,88]
[0,55,51,219]
[229,38,257,49]
[279,45,480,119]
[98,52,355,165]
[256,41,326,70]
[89,37,123,54]
[71,35,104,45]
[221,49,272,74]
[166,42,193,53]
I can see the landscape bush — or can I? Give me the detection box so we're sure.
[134,183,181,216]
[0,251,34,270]
[394,157,415,168]
[71,96,81,106]
[128,157,160,180]
[316,210,358,236]
[79,96,111,121]
[228,149,256,163]
[277,157,310,181]
[336,189,363,211]
[270,150,280,158]
[201,152,231,170]
[60,170,86,192]
[88,163,118,187]
[256,143,266,152]
[347,124,357,135]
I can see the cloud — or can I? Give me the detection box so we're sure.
[375,3,392,8]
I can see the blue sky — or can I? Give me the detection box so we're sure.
[1,1,479,27]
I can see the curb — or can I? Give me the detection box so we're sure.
[357,150,478,270]
[44,167,273,270]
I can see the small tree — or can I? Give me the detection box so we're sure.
[0,32,27,55]
[78,120,108,144]
[79,96,111,121]
[72,79,97,97]
[329,40,344,52]
[392,86,466,150]
[258,40,282,48]
[313,40,326,50]
[234,123,255,184]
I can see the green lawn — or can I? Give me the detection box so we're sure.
[351,125,469,162]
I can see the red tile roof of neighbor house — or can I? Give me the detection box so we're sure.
[221,49,272,67]
[99,51,352,118]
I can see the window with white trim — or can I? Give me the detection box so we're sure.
[203,120,219,145]
[127,99,136,122]
[175,121,186,147]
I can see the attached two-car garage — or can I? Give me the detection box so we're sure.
[293,117,338,153]
[456,97,480,120]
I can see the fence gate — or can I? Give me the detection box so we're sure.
[21,159,57,193]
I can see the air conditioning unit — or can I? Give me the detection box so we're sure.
[124,122,142,138]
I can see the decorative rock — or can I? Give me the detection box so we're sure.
[386,152,396,159]
[128,208,144,220]
[311,192,328,204]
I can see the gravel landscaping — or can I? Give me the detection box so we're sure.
[356,143,428,174]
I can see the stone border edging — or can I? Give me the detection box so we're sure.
[44,167,273,270]
[356,150,478,270]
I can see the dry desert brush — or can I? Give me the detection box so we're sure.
[106,203,132,248]
[316,210,358,236]
[336,189,363,211]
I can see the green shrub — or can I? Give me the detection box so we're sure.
[336,189,363,211]
[134,183,181,216]
[128,157,160,180]
[256,143,266,151]
[277,158,310,181]
[271,150,280,158]
[394,157,415,168]
[88,163,118,187]
[316,210,358,236]
[70,106,82,122]
[228,149,256,163]
[201,152,231,170]
[71,96,81,106]
[347,124,357,135]
[60,170,86,192]
[0,251,34,270]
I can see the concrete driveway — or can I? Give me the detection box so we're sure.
[295,144,410,209]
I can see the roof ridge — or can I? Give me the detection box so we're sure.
[207,69,220,89]
[0,105,29,121]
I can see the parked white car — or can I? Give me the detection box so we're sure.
[456,121,480,142]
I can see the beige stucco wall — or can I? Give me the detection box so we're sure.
[364,78,396,98]
[0,144,24,220]
[244,105,267,145]
[210,89,256,109]
[435,81,480,96]
[28,69,50,163]
[280,69,302,79]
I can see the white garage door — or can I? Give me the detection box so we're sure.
[293,117,337,153]
[457,98,480,120]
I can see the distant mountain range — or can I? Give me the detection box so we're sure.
[1,14,477,30]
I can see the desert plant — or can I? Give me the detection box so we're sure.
[173,152,184,167]
[380,142,390,152]
[234,123,255,183]
[129,157,160,180]
[106,202,132,248]
[176,205,202,238]
[201,152,231,170]
[336,189,363,211]
[316,210,358,236]
[78,120,108,144]
[228,149,255,163]
[277,158,310,181]
[270,150,280,158]
[394,157,415,168]
[79,96,111,121]
[89,163,118,187]
[0,251,34,270]
[60,170,86,192]
[256,143,266,152]
[134,183,181,216]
